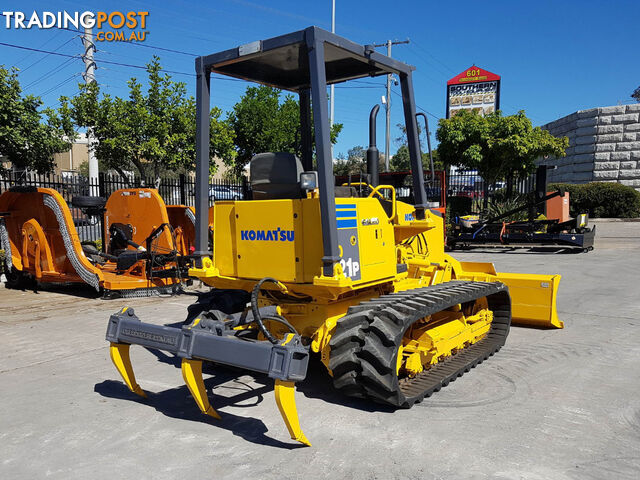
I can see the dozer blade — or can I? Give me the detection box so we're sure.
[275,380,311,447]
[495,272,563,328]
[109,342,147,398]
[105,307,311,445]
[181,358,221,419]
[456,261,563,329]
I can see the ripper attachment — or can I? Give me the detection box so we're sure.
[105,306,311,446]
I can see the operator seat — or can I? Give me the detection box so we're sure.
[250,152,303,200]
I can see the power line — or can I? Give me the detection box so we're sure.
[352,80,386,86]
[1,41,80,60]
[405,45,450,85]
[14,29,64,65]
[105,39,198,57]
[92,57,243,82]
[390,88,439,121]
[372,39,410,172]
[19,35,79,74]
[93,57,194,76]
[60,27,198,57]
[23,56,78,89]
[38,73,82,97]
[92,58,244,83]
[335,85,383,89]
[410,40,456,76]
[408,40,541,123]
[93,46,159,63]
[0,41,196,77]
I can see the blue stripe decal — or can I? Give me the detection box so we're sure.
[336,204,357,209]
[337,219,358,229]
[336,210,357,218]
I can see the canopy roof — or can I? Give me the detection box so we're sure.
[198,26,415,91]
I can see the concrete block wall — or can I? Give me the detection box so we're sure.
[541,104,640,190]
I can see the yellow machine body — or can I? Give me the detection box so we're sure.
[105,27,563,447]
[107,184,561,448]
[191,188,562,371]
[209,196,396,288]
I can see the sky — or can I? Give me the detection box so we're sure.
[1,0,638,159]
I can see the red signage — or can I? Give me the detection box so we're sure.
[446,65,501,118]
[447,66,501,85]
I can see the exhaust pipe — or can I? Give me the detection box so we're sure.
[416,112,434,188]
[367,104,380,187]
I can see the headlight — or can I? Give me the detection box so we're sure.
[300,171,318,190]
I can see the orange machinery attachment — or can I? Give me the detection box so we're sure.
[166,204,218,256]
[546,191,570,223]
[165,205,196,256]
[0,187,188,297]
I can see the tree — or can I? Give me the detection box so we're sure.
[632,86,640,102]
[227,85,343,176]
[69,57,235,181]
[389,144,443,172]
[0,66,73,174]
[436,109,568,186]
[391,122,444,172]
[333,146,368,175]
[77,158,107,176]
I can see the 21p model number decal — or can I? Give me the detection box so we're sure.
[340,257,360,279]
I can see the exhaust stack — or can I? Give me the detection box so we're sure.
[367,104,380,187]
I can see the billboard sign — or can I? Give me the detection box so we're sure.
[446,66,500,118]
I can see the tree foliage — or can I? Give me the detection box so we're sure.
[69,57,235,180]
[391,122,443,172]
[436,110,568,184]
[632,86,640,103]
[0,66,73,173]
[228,85,343,176]
[333,146,369,175]
[390,144,442,172]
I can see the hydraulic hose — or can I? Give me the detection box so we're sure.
[250,277,298,344]
[262,315,298,336]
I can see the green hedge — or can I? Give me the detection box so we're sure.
[548,182,640,218]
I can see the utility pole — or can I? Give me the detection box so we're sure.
[373,39,409,171]
[329,0,336,160]
[82,26,98,195]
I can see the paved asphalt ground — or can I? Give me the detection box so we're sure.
[1,221,639,479]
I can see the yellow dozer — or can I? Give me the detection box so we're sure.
[105,27,561,447]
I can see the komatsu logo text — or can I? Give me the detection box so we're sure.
[241,228,294,242]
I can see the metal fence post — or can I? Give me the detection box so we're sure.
[242,176,249,199]
[179,174,186,205]
[98,172,105,198]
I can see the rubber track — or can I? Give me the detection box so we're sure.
[328,280,511,408]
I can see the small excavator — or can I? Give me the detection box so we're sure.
[104,27,562,447]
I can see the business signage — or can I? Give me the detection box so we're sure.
[446,66,500,118]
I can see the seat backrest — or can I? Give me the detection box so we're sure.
[250,152,303,200]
